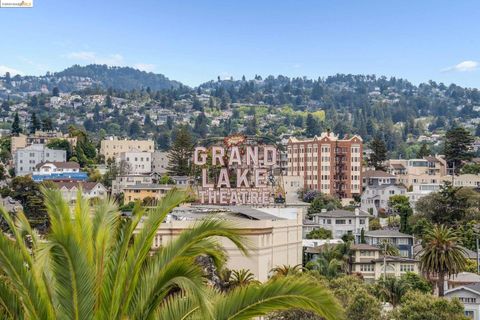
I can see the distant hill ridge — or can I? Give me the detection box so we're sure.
[54,64,182,91]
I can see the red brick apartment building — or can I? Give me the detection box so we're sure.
[287,132,363,200]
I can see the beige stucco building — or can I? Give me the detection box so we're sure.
[11,131,77,154]
[349,244,420,282]
[388,156,447,188]
[100,137,154,160]
[148,206,303,282]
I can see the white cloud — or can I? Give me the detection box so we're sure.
[442,60,479,72]
[133,63,156,72]
[0,65,23,76]
[66,51,124,66]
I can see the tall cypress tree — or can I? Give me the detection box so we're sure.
[444,127,474,173]
[30,112,41,133]
[11,112,22,136]
[367,136,387,170]
[167,126,194,176]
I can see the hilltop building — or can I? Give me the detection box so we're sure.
[11,131,77,154]
[100,137,154,160]
[287,132,363,201]
[117,149,152,174]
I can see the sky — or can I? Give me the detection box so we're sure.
[0,0,479,88]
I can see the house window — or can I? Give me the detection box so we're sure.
[335,219,346,224]
[400,264,414,272]
[397,238,409,245]
[360,264,374,272]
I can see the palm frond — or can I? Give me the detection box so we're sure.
[211,275,343,320]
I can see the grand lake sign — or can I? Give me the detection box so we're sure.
[193,135,278,205]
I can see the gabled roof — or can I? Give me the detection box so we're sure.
[53,181,103,192]
[36,161,80,169]
[445,283,480,296]
[390,163,406,169]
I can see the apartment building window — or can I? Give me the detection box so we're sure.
[326,219,331,224]
[360,219,365,225]
[335,219,346,224]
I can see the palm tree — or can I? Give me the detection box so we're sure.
[229,269,259,289]
[0,188,343,319]
[376,276,409,307]
[419,224,467,296]
[270,264,304,279]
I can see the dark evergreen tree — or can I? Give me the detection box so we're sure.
[444,127,474,173]
[52,86,60,97]
[42,117,53,131]
[167,126,194,176]
[11,112,22,136]
[367,136,387,170]
[305,114,320,137]
[30,112,41,133]
[192,95,203,111]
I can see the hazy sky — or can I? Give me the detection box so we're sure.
[1,0,479,87]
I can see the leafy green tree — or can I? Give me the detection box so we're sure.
[193,112,208,138]
[369,218,381,230]
[307,194,341,216]
[461,163,480,174]
[367,136,387,170]
[192,95,203,111]
[444,127,474,173]
[7,176,48,230]
[0,189,343,320]
[420,225,467,296]
[390,291,468,320]
[400,272,433,294]
[11,112,22,136]
[389,195,413,233]
[416,143,430,158]
[306,228,332,239]
[167,126,194,176]
[415,181,480,226]
[158,175,175,184]
[245,114,257,135]
[46,139,73,159]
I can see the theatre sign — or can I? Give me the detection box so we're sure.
[193,135,278,205]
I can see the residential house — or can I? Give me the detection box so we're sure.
[349,243,420,282]
[363,229,414,258]
[360,170,407,216]
[388,156,446,188]
[32,161,87,182]
[123,183,175,203]
[445,284,480,319]
[303,208,369,239]
[111,174,153,195]
[52,181,107,203]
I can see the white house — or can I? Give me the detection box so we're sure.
[361,170,406,216]
[52,181,107,203]
[14,144,66,176]
[445,284,480,320]
[303,209,370,239]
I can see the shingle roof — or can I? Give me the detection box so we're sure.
[363,170,395,179]
[371,255,418,263]
[365,229,413,238]
[350,244,381,251]
[390,163,406,169]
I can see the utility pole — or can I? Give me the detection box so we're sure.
[477,238,480,274]
[383,241,387,280]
